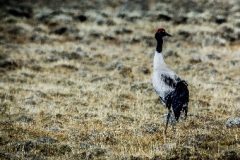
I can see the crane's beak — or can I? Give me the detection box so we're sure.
[166,32,172,37]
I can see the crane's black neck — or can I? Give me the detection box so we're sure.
[156,38,163,53]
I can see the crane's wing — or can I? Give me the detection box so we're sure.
[152,71,181,105]
[161,74,181,89]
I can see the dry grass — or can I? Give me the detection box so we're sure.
[0,0,240,159]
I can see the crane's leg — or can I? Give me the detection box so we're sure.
[183,103,188,120]
[170,112,176,133]
[164,109,171,134]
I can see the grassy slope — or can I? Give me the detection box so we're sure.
[0,0,240,159]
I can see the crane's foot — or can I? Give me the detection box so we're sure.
[171,113,176,133]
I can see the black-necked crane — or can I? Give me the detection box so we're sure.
[152,28,189,134]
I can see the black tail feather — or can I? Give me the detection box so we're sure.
[166,80,189,121]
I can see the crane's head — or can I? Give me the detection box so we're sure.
[155,28,171,41]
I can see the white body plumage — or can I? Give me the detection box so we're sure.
[152,50,181,105]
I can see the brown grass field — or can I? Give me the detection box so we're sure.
[0,0,240,159]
